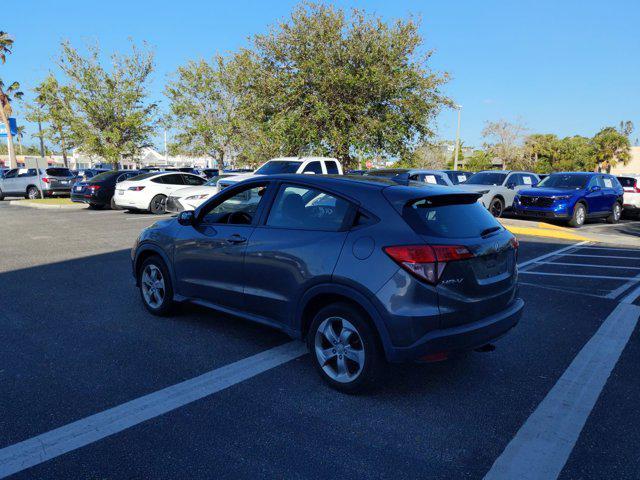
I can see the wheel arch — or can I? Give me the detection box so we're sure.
[133,243,176,289]
[295,283,393,360]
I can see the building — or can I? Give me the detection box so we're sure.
[610,146,640,175]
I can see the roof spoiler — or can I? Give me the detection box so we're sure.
[382,185,481,214]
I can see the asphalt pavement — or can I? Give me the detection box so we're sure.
[0,203,638,479]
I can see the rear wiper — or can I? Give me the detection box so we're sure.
[481,226,502,237]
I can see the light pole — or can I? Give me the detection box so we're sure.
[453,104,462,171]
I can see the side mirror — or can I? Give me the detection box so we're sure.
[177,210,195,226]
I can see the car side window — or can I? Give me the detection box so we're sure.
[3,169,18,179]
[161,174,185,185]
[201,183,268,225]
[17,169,31,177]
[266,184,353,231]
[506,173,520,186]
[325,161,339,174]
[302,161,323,174]
[182,174,205,186]
[602,176,614,189]
[587,176,600,189]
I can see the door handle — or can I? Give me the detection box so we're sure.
[226,234,247,244]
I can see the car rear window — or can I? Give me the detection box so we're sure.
[402,197,502,238]
[90,171,120,182]
[618,177,636,188]
[45,168,72,177]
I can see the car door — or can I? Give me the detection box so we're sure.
[585,176,604,213]
[16,168,35,194]
[242,182,355,325]
[173,181,272,310]
[1,169,19,194]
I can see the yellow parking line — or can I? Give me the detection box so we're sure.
[503,225,591,242]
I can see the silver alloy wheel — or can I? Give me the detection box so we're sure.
[28,187,39,199]
[576,206,585,225]
[141,264,166,308]
[314,316,365,383]
[613,203,621,220]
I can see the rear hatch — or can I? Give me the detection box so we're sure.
[44,168,74,189]
[383,186,518,328]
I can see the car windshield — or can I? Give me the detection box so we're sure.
[45,168,73,177]
[255,161,302,174]
[464,172,507,186]
[538,174,588,190]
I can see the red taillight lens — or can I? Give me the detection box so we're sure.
[384,245,473,285]
[128,186,145,191]
[87,185,101,192]
[41,177,50,183]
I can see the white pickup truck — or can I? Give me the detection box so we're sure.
[216,157,343,191]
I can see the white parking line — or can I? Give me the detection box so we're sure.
[577,246,640,253]
[561,253,640,260]
[605,271,640,299]
[519,271,637,281]
[517,241,589,269]
[484,301,640,480]
[0,341,307,479]
[544,262,640,270]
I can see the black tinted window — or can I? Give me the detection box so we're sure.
[46,168,72,177]
[302,161,323,174]
[325,161,339,174]
[403,198,502,238]
[202,184,267,224]
[465,172,507,186]
[267,185,352,231]
[3,169,17,178]
[618,177,636,188]
[255,161,302,174]
[182,174,205,186]
[539,174,589,190]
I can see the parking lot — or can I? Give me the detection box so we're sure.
[1,203,639,479]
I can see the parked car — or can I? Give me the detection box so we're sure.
[617,175,640,218]
[440,170,474,185]
[114,172,207,214]
[366,168,462,187]
[461,170,540,217]
[0,167,75,200]
[166,174,235,213]
[513,172,624,227]
[71,170,141,210]
[217,157,342,191]
[73,168,110,185]
[132,174,523,392]
[201,168,220,179]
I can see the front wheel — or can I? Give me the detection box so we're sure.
[149,194,167,214]
[489,197,504,217]
[568,203,586,228]
[308,303,382,393]
[138,256,174,315]
[606,202,622,224]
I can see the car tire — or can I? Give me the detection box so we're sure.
[307,302,382,393]
[606,202,622,224]
[26,186,40,200]
[568,202,586,228]
[138,256,174,316]
[489,197,504,218]
[109,196,120,210]
[149,194,167,214]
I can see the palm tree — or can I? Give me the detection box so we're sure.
[0,32,21,168]
[16,124,25,155]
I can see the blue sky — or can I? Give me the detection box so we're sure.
[4,0,639,150]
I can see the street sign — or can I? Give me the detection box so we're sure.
[0,118,18,138]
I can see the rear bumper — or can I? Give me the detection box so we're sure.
[385,298,524,362]
[70,193,109,206]
[42,188,71,196]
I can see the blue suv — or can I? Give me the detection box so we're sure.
[513,172,624,227]
[132,175,523,392]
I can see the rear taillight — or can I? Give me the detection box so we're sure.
[128,186,145,191]
[384,245,473,285]
[87,185,101,193]
[41,177,50,183]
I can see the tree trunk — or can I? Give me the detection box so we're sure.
[217,150,225,171]
[0,108,17,169]
[59,128,69,168]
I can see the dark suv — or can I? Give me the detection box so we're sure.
[132,175,523,391]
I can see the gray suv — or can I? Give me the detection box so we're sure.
[132,175,523,392]
[0,167,75,200]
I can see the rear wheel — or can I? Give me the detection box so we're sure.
[568,203,586,227]
[26,186,40,200]
[109,196,120,210]
[307,302,382,393]
[138,256,174,315]
[149,194,167,214]
[606,202,622,224]
[489,197,504,217]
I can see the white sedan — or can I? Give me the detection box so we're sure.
[114,172,207,214]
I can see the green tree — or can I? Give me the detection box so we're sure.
[166,55,250,169]
[57,41,157,166]
[465,149,493,171]
[238,2,450,169]
[32,75,76,167]
[481,119,527,169]
[0,31,23,168]
[592,127,631,173]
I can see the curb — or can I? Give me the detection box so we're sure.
[502,224,591,242]
[8,200,85,210]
